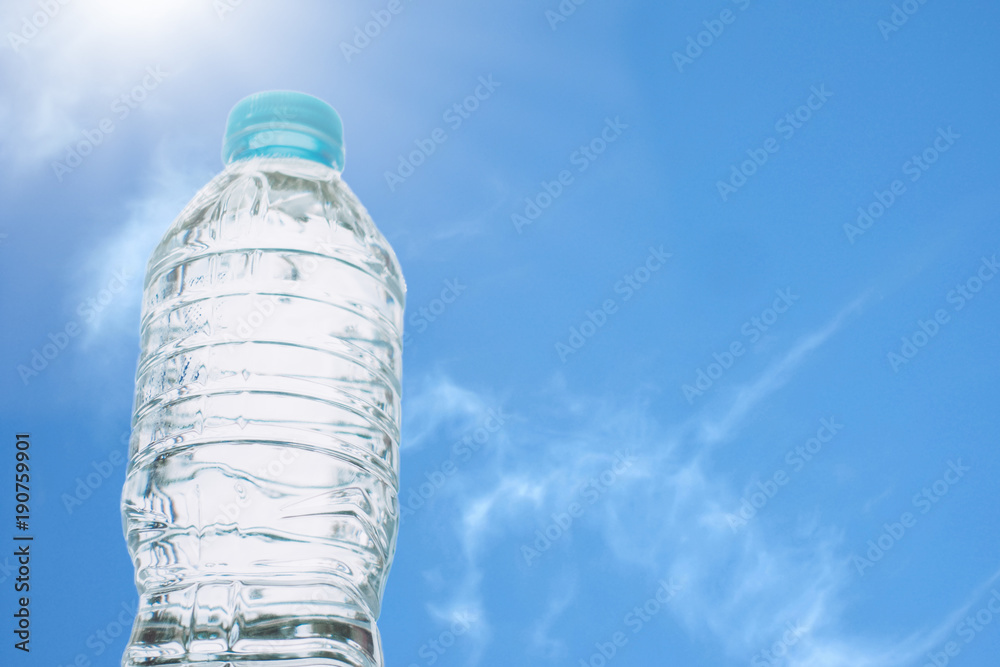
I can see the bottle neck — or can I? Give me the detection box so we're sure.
[223,127,344,170]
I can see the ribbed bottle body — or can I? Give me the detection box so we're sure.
[121,157,404,667]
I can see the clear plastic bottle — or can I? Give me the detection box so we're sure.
[120,91,405,667]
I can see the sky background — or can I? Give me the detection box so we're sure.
[1,1,999,666]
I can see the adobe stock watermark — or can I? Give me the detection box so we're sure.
[385,75,500,191]
[16,268,133,385]
[6,0,71,53]
[555,245,670,363]
[921,587,1000,667]
[577,577,685,667]
[843,126,959,243]
[340,0,415,62]
[247,583,410,660]
[61,431,129,514]
[0,556,17,585]
[878,0,932,40]
[214,0,246,20]
[750,621,809,667]
[512,116,628,233]
[545,0,588,31]
[851,459,969,576]
[51,66,170,181]
[681,288,799,404]
[405,613,478,667]
[216,235,347,344]
[717,84,833,202]
[218,295,280,342]
[672,0,752,73]
[727,417,844,532]
[887,254,997,372]
[399,407,509,524]
[253,587,474,667]
[211,446,306,526]
[52,598,138,666]
[521,449,633,566]
[402,278,466,347]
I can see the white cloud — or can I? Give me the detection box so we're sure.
[72,146,210,347]
[777,564,1000,666]
[402,293,996,666]
[0,0,211,169]
[401,376,652,665]
[694,294,868,447]
[528,572,578,659]
[402,373,499,451]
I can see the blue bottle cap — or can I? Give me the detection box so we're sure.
[222,90,345,170]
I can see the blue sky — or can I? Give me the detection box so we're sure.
[2,1,999,666]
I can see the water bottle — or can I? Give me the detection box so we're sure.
[120,91,405,667]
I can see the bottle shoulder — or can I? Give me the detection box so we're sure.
[148,158,405,300]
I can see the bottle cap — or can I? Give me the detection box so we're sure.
[222,90,345,170]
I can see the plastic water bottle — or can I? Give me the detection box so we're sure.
[120,91,405,667]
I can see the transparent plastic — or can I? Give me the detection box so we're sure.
[120,156,404,667]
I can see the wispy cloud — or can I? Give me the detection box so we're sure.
[73,148,208,347]
[402,372,500,451]
[693,294,869,446]
[529,572,578,659]
[778,564,1000,667]
[0,0,210,169]
[401,291,996,666]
